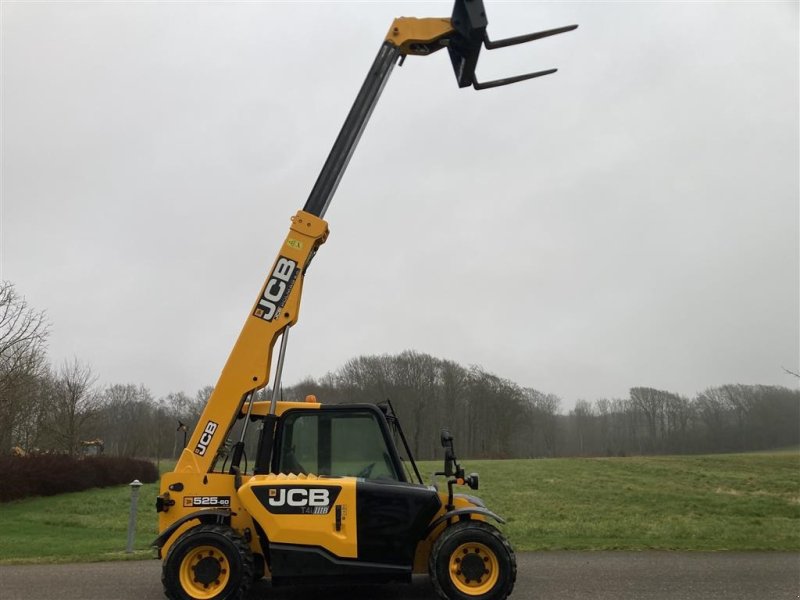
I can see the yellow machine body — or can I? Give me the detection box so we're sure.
[158,457,484,578]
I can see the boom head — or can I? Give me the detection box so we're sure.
[448,0,578,90]
[389,0,578,91]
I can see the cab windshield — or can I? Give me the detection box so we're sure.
[277,409,401,481]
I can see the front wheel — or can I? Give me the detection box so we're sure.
[162,524,254,600]
[429,520,516,600]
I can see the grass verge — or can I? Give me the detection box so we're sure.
[0,451,797,563]
[432,452,800,551]
[0,481,160,564]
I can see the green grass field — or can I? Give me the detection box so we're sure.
[0,451,797,564]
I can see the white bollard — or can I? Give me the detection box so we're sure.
[126,479,143,554]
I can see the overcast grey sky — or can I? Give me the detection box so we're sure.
[2,1,798,408]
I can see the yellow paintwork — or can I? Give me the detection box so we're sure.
[159,465,484,575]
[412,492,484,574]
[239,400,320,419]
[385,17,454,55]
[174,211,328,476]
[161,519,201,564]
[159,472,262,563]
[238,474,359,559]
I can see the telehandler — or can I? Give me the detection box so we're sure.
[154,2,576,599]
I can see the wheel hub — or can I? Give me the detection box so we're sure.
[193,555,222,585]
[460,552,487,582]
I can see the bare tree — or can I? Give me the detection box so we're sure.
[571,400,594,455]
[524,388,561,457]
[630,387,670,451]
[9,367,56,452]
[695,387,731,451]
[0,282,49,451]
[44,359,101,455]
[97,383,155,456]
[663,393,694,452]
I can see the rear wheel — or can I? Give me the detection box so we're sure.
[162,524,254,600]
[429,520,516,600]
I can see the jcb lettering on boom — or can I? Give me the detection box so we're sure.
[254,256,297,321]
[193,420,218,456]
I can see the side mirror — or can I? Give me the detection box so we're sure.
[439,429,456,477]
[440,429,454,448]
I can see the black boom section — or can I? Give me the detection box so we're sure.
[303,42,401,219]
[355,480,441,565]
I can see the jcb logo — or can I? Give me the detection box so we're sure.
[255,485,341,515]
[269,488,329,507]
[194,421,218,456]
[254,257,297,321]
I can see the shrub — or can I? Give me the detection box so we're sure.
[0,455,158,502]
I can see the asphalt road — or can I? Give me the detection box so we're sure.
[2,552,798,600]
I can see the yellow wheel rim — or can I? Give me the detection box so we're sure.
[448,541,500,596]
[178,545,231,599]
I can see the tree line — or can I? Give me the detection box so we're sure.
[282,354,800,459]
[1,281,798,461]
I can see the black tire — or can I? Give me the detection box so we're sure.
[429,520,516,600]
[162,524,254,600]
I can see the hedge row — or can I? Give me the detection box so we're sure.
[0,455,159,502]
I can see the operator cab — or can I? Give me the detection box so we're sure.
[273,404,408,482]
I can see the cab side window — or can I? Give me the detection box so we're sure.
[279,411,319,475]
